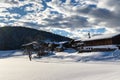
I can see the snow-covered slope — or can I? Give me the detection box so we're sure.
[0,49,120,80]
[1,57,120,80]
[1,48,120,62]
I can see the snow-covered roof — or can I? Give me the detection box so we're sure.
[22,41,39,46]
[82,33,120,41]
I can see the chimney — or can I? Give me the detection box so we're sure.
[88,32,91,38]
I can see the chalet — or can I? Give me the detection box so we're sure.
[81,33,120,51]
[73,33,120,52]
[22,41,49,57]
[83,33,120,46]
[54,44,65,52]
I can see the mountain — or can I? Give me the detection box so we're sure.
[0,26,71,50]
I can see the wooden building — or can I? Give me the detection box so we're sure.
[21,41,49,58]
[83,33,120,46]
[76,33,120,52]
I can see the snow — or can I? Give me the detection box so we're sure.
[0,49,120,80]
[82,33,120,41]
[22,41,39,46]
[84,45,118,49]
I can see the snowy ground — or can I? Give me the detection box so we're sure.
[0,49,120,80]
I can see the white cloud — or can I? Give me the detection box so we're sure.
[0,0,120,39]
[0,3,12,8]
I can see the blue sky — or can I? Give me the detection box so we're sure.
[0,0,120,39]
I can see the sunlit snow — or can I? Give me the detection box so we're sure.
[0,49,120,80]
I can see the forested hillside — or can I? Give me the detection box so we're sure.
[0,26,71,50]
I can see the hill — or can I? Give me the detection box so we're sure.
[0,26,71,50]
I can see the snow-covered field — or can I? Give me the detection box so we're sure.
[0,49,120,80]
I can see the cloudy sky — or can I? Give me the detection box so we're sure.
[0,0,120,39]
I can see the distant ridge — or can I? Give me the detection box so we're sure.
[0,26,72,50]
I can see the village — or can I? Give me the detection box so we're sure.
[1,0,120,80]
[22,32,120,61]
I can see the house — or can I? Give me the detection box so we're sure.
[54,44,65,52]
[22,41,49,57]
[77,33,120,52]
[83,33,120,46]
[62,40,83,49]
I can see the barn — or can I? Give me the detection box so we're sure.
[78,33,120,52]
[83,33,120,46]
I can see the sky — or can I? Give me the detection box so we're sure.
[0,0,120,39]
